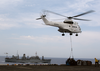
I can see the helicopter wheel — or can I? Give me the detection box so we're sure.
[62,33,65,36]
[76,34,78,36]
[70,33,72,35]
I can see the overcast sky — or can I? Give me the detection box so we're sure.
[0,0,100,58]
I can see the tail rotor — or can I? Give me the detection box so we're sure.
[36,10,47,20]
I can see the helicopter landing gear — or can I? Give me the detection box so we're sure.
[62,33,65,36]
[76,34,78,36]
[70,33,72,35]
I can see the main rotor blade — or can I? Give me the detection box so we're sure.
[73,17,90,21]
[51,18,66,21]
[44,10,68,18]
[72,10,95,17]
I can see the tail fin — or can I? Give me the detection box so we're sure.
[41,15,49,25]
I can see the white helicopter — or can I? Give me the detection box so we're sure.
[36,10,94,36]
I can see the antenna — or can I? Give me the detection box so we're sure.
[17,50,18,56]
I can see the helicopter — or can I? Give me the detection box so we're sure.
[36,10,94,36]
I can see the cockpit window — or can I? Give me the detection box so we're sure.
[78,25,81,30]
[63,21,73,24]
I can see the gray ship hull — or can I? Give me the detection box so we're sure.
[5,58,51,63]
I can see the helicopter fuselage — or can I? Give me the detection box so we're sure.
[41,15,82,36]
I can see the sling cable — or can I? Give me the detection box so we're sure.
[69,35,74,58]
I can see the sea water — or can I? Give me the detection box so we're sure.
[0,56,95,65]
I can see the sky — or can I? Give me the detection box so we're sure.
[0,0,100,59]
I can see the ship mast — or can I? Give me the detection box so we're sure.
[17,50,19,59]
[35,52,37,56]
[5,52,8,58]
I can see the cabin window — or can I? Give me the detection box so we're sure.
[72,26,77,28]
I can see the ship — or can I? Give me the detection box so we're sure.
[5,53,51,63]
